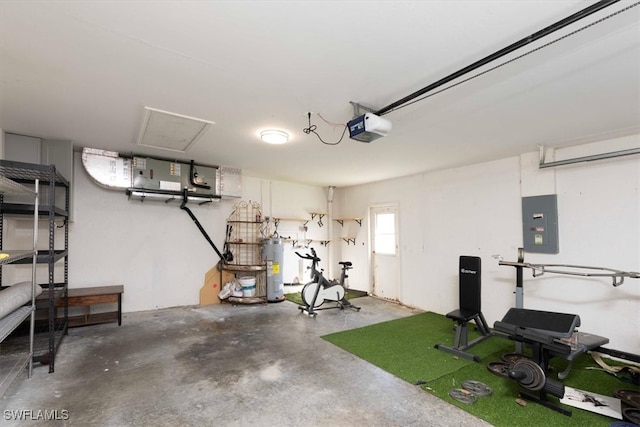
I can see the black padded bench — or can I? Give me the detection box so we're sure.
[495,308,608,373]
[435,256,492,362]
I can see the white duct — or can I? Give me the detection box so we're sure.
[81,148,131,189]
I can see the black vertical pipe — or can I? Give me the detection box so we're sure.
[180,189,227,262]
[517,248,524,302]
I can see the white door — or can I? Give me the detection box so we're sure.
[371,205,399,300]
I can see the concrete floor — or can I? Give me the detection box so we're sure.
[1,297,491,427]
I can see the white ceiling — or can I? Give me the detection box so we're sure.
[1,1,639,188]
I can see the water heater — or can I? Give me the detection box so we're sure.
[263,238,284,302]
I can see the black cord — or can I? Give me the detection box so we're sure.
[303,112,347,146]
[302,112,317,134]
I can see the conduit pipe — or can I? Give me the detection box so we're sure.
[327,186,336,279]
[539,147,640,169]
[374,0,620,116]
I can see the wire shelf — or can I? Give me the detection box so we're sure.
[0,160,68,186]
[226,201,265,266]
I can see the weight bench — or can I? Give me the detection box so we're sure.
[493,307,609,415]
[435,256,492,362]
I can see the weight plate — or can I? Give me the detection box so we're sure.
[501,353,531,364]
[614,389,640,409]
[462,380,493,396]
[487,361,511,378]
[622,408,640,425]
[512,359,546,391]
[448,388,477,404]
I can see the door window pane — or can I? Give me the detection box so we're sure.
[375,212,396,255]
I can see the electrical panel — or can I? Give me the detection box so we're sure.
[522,194,559,254]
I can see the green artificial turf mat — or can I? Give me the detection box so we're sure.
[322,311,513,383]
[284,292,303,305]
[321,311,640,426]
[426,349,638,426]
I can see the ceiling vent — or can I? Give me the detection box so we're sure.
[136,107,215,153]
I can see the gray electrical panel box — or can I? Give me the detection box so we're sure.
[522,194,559,254]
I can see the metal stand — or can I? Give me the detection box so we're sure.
[498,247,640,355]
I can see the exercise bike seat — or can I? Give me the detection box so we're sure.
[339,261,352,267]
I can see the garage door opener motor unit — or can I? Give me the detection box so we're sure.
[347,113,392,143]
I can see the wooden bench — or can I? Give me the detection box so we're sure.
[64,285,124,328]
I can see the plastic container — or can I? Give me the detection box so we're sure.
[238,276,256,297]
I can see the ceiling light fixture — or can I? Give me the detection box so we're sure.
[260,129,289,144]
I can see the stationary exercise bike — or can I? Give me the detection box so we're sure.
[295,248,361,316]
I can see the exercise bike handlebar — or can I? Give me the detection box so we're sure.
[295,249,320,262]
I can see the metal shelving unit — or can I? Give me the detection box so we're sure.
[0,160,69,374]
[223,201,267,304]
[0,175,38,396]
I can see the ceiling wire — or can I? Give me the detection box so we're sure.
[303,112,347,145]
[317,113,345,127]
[382,1,640,115]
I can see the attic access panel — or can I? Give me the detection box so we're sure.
[137,107,214,153]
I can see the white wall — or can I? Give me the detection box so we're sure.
[8,135,638,353]
[252,179,331,285]
[334,134,640,354]
[333,158,521,321]
[523,136,640,353]
[69,153,329,312]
